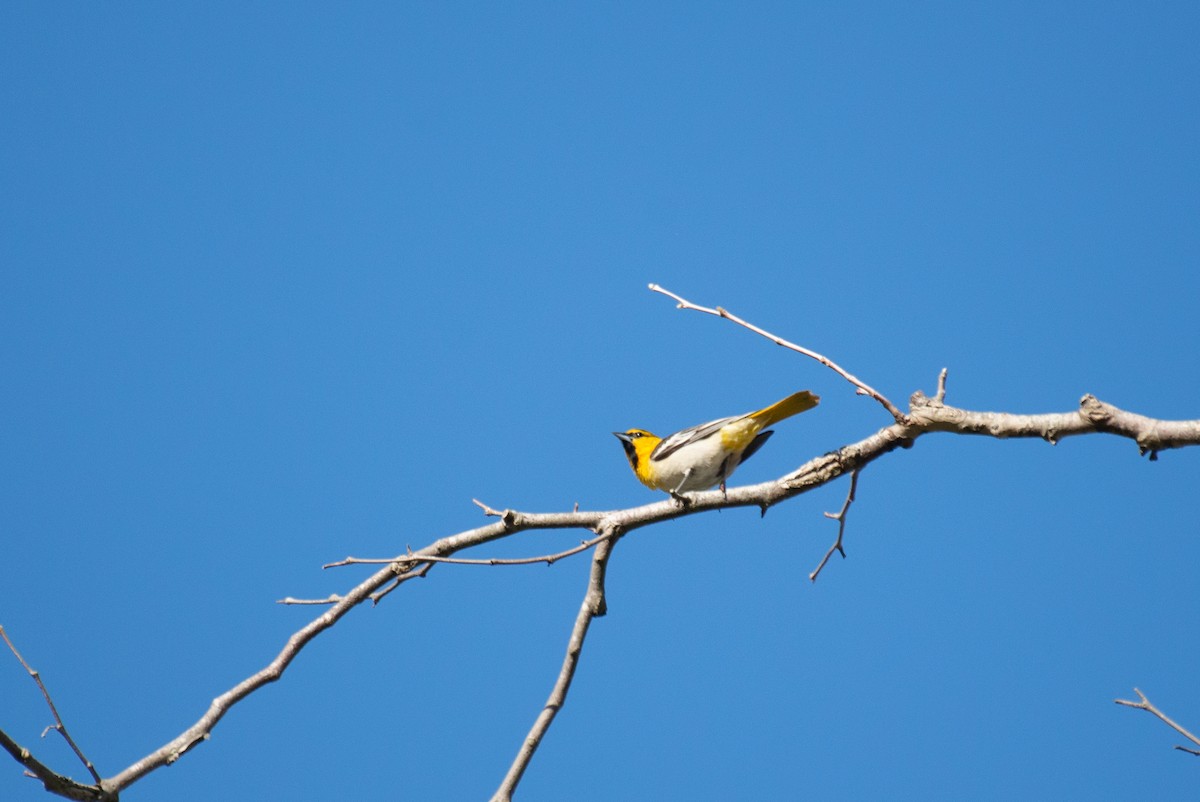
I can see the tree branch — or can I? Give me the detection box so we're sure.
[810,468,861,582]
[492,533,621,802]
[320,530,620,570]
[1115,688,1200,756]
[907,390,1200,457]
[0,727,112,802]
[0,627,101,786]
[6,370,1200,800]
[648,283,909,423]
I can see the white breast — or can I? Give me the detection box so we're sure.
[647,419,755,492]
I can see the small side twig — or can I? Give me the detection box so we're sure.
[276,595,346,605]
[323,531,616,571]
[810,468,861,582]
[649,283,908,424]
[0,726,107,802]
[1115,688,1200,756]
[370,562,436,605]
[277,562,433,606]
[0,626,101,784]
[473,498,519,528]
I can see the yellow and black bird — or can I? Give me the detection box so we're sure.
[614,390,819,495]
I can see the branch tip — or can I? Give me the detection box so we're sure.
[472,498,500,516]
[648,285,906,423]
[1,626,101,784]
[1116,687,1200,756]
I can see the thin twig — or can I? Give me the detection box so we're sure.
[473,498,520,528]
[0,627,101,783]
[0,726,108,802]
[369,562,435,604]
[278,562,432,606]
[491,534,621,802]
[473,497,503,516]
[323,556,402,569]
[648,283,908,423]
[323,532,615,570]
[276,595,346,605]
[1115,688,1200,756]
[810,468,861,582]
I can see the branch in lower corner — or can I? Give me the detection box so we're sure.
[1,626,102,786]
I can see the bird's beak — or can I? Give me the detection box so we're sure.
[612,431,637,464]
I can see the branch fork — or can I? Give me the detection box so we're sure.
[1116,688,1200,756]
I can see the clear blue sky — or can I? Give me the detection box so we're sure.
[3,3,1198,800]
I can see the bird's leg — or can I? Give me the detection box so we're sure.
[670,470,694,506]
[717,455,736,499]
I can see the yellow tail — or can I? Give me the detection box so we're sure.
[748,390,820,427]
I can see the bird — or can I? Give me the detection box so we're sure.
[613,390,819,496]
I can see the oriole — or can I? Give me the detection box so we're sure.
[614,390,819,495]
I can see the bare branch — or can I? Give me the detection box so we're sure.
[473,498,520,527]
[1079,395,1200,459]
[1115,688,1200,756]
[934,367,949,404]
[0,727,109,802]
[276,594,346,605]
[492,534,621,802]
[278,562,433,606]
[324,532,618,569]
[907,391,1200,455]
[810,468,861,582]
[7,370,1200,799]
[368,562,435,605]
[648,283,908,423]
[1,627,101,785]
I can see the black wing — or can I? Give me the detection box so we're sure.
[737,430,774,465]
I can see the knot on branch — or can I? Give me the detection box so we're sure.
[910,369,949,413]
[1079,394,1168,460]
[1079,394,1113,425]
[588,590,608,618]
[909,390,937,409]
[473,499,521,529]
[781,452,845,492]
[390,558,420,576]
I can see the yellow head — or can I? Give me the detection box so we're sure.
[612,429,661,487]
